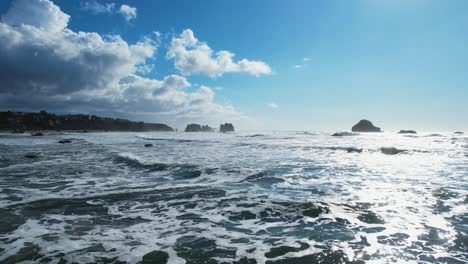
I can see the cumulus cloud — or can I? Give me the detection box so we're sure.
[0,0,251,126]
[2,0,69,33]
[167,29,272,77]
[118,4,137,21]
[80,1,115,14]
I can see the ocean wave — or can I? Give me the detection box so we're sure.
[137,137,199,143]
[114,153,198,174]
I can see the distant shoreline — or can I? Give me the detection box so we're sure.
[0,111,174,132]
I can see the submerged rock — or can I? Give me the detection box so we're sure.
[58,140,72,144]
[141,250,169,264]
[31,132,44,136]
[346,147,363,153]
[332,132,358,137]
[220,123,235,133]
[351,120,381,132]
[144,144,153,147]
[398,130,417,134]
[24,153,39,159]
[381,147,406,155]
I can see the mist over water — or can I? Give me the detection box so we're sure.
[0,131,466,263]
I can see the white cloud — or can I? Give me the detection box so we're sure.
[268,102,279,108]
[167,29,272,77]
[2,0,69,33]
[118,4,137,21]
[81,1,115,14]
[0,0,251,126]
[303,57,310,62]
[293,64,302,69]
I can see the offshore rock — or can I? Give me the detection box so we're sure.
[184,124,214,132]
[220,123,235,133]
[381,147,406,155]
[332,132,358,137]
[398,130,417,134]
[351,120,381,132]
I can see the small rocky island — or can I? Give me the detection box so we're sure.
[184,124,214,132]
[0,111,173,132]
[351,120,381,132]
[220,123,235,133]
[398,130,417,134]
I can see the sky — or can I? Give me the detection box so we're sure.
[0,0,467,132]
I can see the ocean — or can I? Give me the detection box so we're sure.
[0,131,466,263]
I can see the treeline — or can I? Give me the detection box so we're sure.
[0,111,173,132]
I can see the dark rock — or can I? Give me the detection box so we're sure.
[31,133,44,136]
[144,144,153,147]
[201,125,214,132]
[454,131,464,135]
[346,147,363,153]
[24,154,39,159]
[381,147,406,155]
[185,124,201,132]
[58,140,72,144]
[184,124,213,132]
[141,250,169,264]
[351,120,381,132]
[398,130,417,134]
[220,123,235,133]
[332,132,358,137]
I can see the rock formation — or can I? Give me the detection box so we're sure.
[398,130,417,134]
[381,147,406,155]
[0,111,173,132]
[332,132,358,137]
[184,124,214,132]
[220,123,235,133]
[454,131,464,135]
[351,120,381,132]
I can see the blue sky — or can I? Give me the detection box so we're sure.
[0,0,467,131]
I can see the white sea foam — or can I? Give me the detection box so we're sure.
[0,131,466,263]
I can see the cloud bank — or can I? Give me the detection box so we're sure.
[0,0,255,126]
[167,29,272,77]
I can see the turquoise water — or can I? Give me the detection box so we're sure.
[0,131,466,263]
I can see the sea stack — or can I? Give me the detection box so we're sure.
[220,123,235,133]
[185,124,202,132]
[184,124,214,132]
[351,120,381,132]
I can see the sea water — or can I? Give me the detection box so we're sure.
[0,131,466,263]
